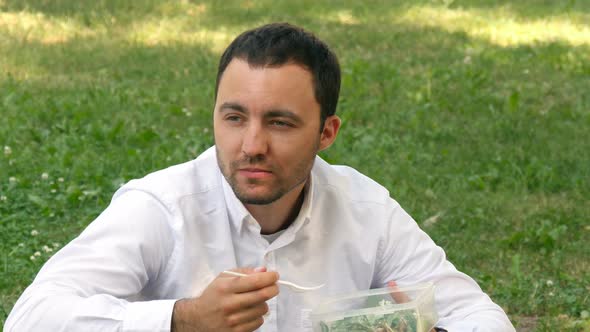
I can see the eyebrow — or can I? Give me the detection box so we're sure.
[218,102,303,125]
[218,102,247,113]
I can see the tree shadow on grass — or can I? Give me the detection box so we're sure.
[1,2,588,215]
[1,0,588,216]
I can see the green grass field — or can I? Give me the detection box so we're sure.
[1,0,589,330]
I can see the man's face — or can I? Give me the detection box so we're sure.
[213,59,327,205]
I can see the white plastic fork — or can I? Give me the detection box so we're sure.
[222,270,325,292]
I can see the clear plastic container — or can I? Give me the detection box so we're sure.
[311,282,438,332]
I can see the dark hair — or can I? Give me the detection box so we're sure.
[215,22,341,129]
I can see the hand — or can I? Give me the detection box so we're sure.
[172,267,279,332]
[388,281,436,332]
[387,280,411,303]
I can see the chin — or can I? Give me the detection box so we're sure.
[235,190,282,205]
[239,196,280,205]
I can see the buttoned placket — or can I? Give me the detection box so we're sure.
[259,225,306,332]
[229,175,314,332]
[262,249,278,331]
[242,216,278,332]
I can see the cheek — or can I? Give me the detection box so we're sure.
[289,132,319,150]
[273,135,318,163]
[214,127,240,151]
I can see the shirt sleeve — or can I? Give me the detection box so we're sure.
[374,200,516,332]
[4,190,177,332]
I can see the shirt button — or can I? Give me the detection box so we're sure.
[265,252,274,263]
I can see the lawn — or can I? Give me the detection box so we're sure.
[1,0,589,330]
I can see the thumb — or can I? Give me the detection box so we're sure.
[231,266,267,275]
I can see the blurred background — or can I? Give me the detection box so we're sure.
[1,1,589,330]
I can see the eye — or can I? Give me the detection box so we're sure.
[225,115,243,123]
[270,120,293,127]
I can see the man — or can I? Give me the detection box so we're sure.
[5,23,515,332]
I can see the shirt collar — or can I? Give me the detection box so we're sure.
[221,174,251,234]
[220,163,316,236]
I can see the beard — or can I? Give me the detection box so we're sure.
[216,143,318,205]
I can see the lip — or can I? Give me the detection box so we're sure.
[238,168,273,179]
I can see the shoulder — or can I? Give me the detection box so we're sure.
[312,156,391,207]
[113,147,222,210]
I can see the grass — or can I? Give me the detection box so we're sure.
[1,0,589,330]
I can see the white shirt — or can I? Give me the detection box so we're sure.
[5,147,515,332]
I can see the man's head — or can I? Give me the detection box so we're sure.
[215,22,341,129]
[213,23,341,205]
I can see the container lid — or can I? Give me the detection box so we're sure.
[311,282,435,321]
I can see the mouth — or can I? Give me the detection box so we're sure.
[237,168,273,179]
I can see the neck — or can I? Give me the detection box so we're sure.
[245,180,307,235]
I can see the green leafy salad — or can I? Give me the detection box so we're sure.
[318,300,421,332]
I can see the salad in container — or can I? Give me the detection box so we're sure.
[311,282,438,332]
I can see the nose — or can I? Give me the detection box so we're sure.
[241,122,268,158]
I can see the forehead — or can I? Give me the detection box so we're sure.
[216,59,318,112]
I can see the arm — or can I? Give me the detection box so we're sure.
[374,201,515,332]
[4,190,176,331]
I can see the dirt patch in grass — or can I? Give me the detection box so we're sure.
[514,315,539,331]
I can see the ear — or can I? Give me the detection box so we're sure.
[319,115,341,151]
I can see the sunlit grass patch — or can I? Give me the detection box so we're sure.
[395,5,590,47]
[0,11,100,44]
[0,7,235,51]
[126,18,234,52]
[0,10,105,81]
[317,9,360,25]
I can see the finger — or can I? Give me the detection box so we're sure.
[219,267,261,279]
[234,266,267,274]
[225,302,268,327]
[233,316,264,332]
[218,267,268,282]
[387,281,411,303]
[230,271,279,294]
[224,284,279,311]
